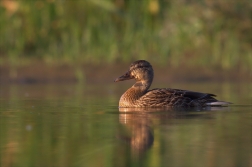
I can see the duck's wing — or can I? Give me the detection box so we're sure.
[168,89,231,106]
[139,88,228,107]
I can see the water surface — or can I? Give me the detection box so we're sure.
[0,82,251,167]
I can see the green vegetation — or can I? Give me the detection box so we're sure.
[0,0,251,71]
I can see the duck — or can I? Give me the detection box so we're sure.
[114,60,231,108]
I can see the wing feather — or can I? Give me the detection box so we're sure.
[137,88,218,107]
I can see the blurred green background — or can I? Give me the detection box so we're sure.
[0,0,251,71]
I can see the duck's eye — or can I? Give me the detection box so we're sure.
[131,70,137,76]
[130,71,138,79]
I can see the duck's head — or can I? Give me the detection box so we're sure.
[114,60,154,85]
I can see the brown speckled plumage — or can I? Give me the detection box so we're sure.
[115,60,231,108]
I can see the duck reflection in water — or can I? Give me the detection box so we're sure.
[118,108,154,157]
[117,108,183,158]
[117,107,221,159]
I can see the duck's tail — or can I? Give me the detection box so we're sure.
[206,101,232,106]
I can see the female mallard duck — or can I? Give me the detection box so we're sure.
[114,60,231,108]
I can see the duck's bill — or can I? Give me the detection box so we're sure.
[114,71,134,82]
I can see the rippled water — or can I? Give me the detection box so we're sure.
[0,82,251,167]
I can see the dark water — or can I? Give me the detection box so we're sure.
[0,82,251,167]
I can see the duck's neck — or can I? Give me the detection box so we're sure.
[119,80,152,107]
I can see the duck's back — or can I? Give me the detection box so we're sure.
[137,88,220,108]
